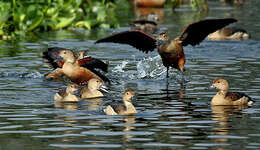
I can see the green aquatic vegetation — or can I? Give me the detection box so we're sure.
[167,0,208,11]
[0,0,120,39]
[190,0,208,11]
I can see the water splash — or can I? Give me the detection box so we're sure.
[136,55,166,79]
[112,60,128,73]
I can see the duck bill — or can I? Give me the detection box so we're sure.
[156,38,164,46]
[73,89,81,97]
[54,55,63,62]
[99,85,109,93]
[208,84,215,89]
[131,95,137,101]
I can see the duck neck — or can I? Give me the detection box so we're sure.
[218,89,228,97]
[158,39,170,51]
[123,100,137,113]
[65,57,76,64]
[63,60,78,77]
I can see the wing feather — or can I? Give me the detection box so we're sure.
[226,92,253,102]
[180,18,237,46]
[78,57,108,73]
[95,30,157,53]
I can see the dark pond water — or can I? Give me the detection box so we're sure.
[0,0,260,149]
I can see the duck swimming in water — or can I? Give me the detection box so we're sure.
[207,27,250,40]
[43,47,110,84]
[210,78,254,106]
[54,83,79,102]
[81,78,108,99]
[104,90,137,115]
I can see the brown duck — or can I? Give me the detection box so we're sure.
[104,90,137,115]
[43,47,110,84]
[96,18,237,78]
[207,27,250,40]
[210,78,254,106]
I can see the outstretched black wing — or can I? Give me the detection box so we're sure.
[78,57,108,73]
[180,18,237,46]
[78,57,110,83]
[95,30,157,53]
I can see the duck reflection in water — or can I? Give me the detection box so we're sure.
[211,105,249,144]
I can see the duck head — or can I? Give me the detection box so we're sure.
[123,90,135,102]
[66,83,79,95]
[210,78,229,91]
[58,50,76,63]
[88,78,108,93]
[156,32,170,46]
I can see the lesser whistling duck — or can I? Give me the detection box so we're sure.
[210,78,254,106]
[134,0,166,8]
[54,83,79,102]
[104,90,137,115]
[81,78,108,99]
[43,47,110,84]
[131,14,158,33]
[207,27,250,40]
[96,18,237,78]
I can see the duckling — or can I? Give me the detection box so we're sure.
[210,78,254,106]
[54,83,79,102]
[104,90,137,115]
[81,78,108,99]
[207,27,250,40]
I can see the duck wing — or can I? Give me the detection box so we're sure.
[225,92,253,101]
[180,18,237,46]
[95,30,157,53]
[78,57,108,73]
[113,105,126,114]
[78,57,110,83]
